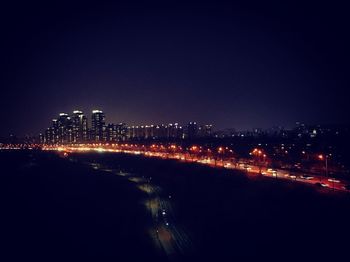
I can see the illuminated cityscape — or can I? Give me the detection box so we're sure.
[3,109,349,192]
[38,110,213,143]
[1,1,350,262]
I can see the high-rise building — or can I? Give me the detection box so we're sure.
[198,124,212,137]
[187,122,198,139]
[144,125,152,139]
[127,126,134,140]
[127,126,143,140]
[168,123,183,139]
[57,113,72,143]
[150,125,166,139]
[51,119,59,143]
[91,110,106,142]
[44,127,55,144]
[71,110,88,143]
[126,123,184,140]
[116,123,128,141]
[106,124,118,142]
[39,133,44,144]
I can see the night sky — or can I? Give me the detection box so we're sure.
[1,0,349,137]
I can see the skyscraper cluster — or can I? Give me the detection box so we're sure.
[44,111,89,144]
[40,110,212,144]
[41,110,124,144]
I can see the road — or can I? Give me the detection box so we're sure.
[43,145,349,193]
[83,160,193,260]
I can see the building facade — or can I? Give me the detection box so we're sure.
[71,110,88,143]
[91,110,106,142]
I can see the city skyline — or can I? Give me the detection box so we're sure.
[2,106,350,141]
[2,2,350,261]
[1,107,340,144]
[3,105,350,139]
[37,109,214,144]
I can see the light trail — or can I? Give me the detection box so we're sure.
[40,144,350,193]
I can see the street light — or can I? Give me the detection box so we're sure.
[251,148,266,174]
[318,154,330,187]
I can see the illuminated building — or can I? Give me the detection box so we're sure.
[168,123,183,139]
[144,125,152,139]
[127,125,145,140]
[126,123,184,140]
[39,133,44,144]
[57,113,73,143]
[198,124,212,137]
[127,126,134,139]
[39,109,212,143]
[71,110,88,143]
[106,124,118,142]
[187,122,198,139]
[117,123,128,141]
[157,124,168,139]
[44,128,53,144]
[91,110,106,141]
[51,119,59,143]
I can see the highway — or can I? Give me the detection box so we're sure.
[44,144,350,193]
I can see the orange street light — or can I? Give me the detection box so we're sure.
[318,154,329,183]
[191,145,198,151]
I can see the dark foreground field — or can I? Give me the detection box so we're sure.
[1,150,350,261]
[0,151,160,262]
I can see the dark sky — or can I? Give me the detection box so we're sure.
[1,0,349,136]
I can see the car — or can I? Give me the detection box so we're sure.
[300,175,314,180]
[315,182,328,188]
[328,178,340,183]
[284,174,295,179]
[294,163,301,169]
[343,185,350,190]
